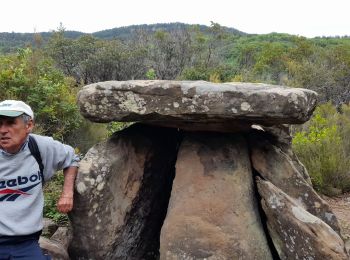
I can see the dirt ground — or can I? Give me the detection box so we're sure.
[323,192,350,253]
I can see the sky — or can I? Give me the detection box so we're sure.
[1,0,349,38]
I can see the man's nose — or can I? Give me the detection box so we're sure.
[0,124,8,133]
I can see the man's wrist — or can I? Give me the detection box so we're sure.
[60,193,73,198]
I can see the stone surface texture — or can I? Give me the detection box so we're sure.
[257,178,348,260]
[50,227,72,251]
[68,124,182,259]
[78,80,317,128]
[42,218,58,238]
[249,131,341,234]
[261,124,312,185]
[160,133,272,259]
[39,236,70,260]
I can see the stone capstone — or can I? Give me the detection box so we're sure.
[77,80,318,130]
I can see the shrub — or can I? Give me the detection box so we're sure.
[292,103,350,195]
[0,48,82,141]
[107,122,132,136]
[43,172,69,225]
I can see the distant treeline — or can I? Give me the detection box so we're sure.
[1,22,350,105]
[0,23,245,53]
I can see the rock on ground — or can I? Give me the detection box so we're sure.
[39,236,70,260]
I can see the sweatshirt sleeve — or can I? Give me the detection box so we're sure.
[31,134,80,181]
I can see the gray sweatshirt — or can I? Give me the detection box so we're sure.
[0,133,79,236]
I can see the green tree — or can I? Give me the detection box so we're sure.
[0,48,81,141]
[252,42,288,84]
[46,28,79,82]
[149,29,192,79]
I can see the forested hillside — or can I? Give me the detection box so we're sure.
[1,22,350,196]
[0,31,84,53]
[0,22,245,53]
[93,22,246,39]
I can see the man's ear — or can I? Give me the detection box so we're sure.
[26,119,34,133]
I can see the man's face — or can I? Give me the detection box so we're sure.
[0,116,33,154]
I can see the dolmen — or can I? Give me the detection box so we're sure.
[68,80,349,260]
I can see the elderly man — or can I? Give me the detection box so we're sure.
[0,100,79,260]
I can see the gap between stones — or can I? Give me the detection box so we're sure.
[106,125,184,259]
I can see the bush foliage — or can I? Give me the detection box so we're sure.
[292,103,350,195]
[43,172,69,224]
[0,48,82,141]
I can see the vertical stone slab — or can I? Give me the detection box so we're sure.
[160,133,272,259]
[257,178,348,260]
[68,124,182,259]
[248,131,341,234]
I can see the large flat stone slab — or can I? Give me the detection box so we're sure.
[78,80,317,129]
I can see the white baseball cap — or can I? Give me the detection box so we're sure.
[0,100,34,119]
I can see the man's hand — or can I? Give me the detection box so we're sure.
[57,166,78,213]
[57,195,74,213]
